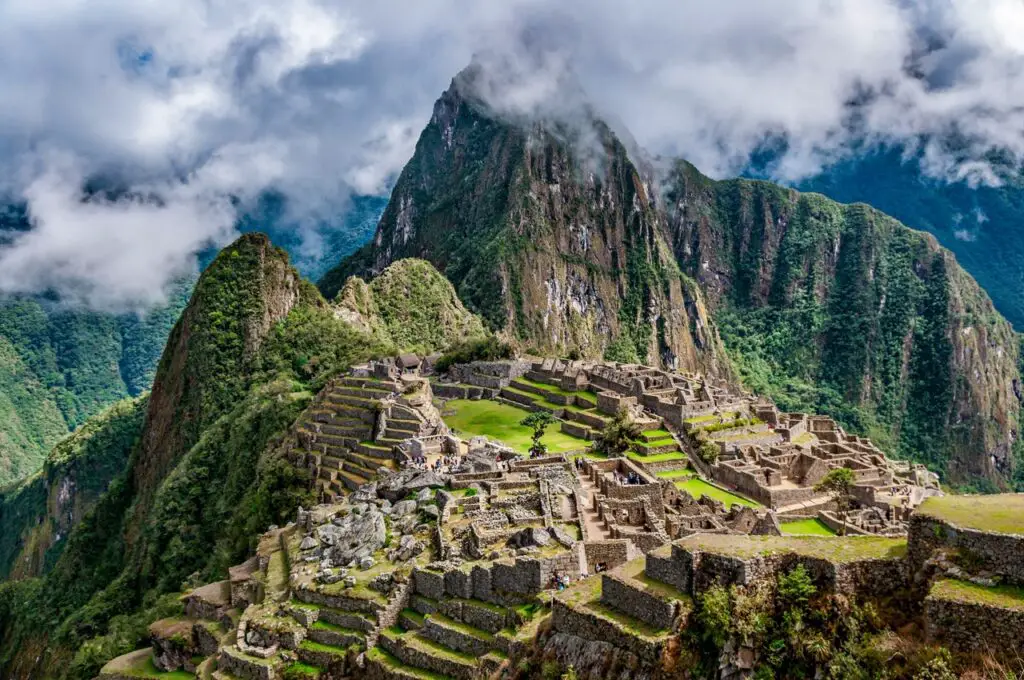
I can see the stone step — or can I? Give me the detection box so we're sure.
[308,620,365,648]
[387,419,421,433]
[340,377,398,390]
[599,558,690,632]
[315,401,375,418]
[217,646,282,680]
[342,450,392,473]
[437,598,510,634]
[297,639,349,668]
[560,421,595,441]
[321,402,377,421]
[326,393,381,409]
[509,379,552,399]
[355,441,394,458]
[366,647,455,680]
[552,576,674,667]
[378,628,477,680]
[629,440,681,456]
[334,385,393,399]
[318,423,372,438]
[315,432,364,448]
[313,605,376,632]
[398,608,426,631]
[321,456,345,471]
[343,460,376,479]
[320,443,360,461]
[500,386,548,410]
[318,468,337,481]
[566,409,609,431]
[338,470,369,491]
[420,613,494,657]
[638,430,674,443]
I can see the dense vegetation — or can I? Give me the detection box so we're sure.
[0,192,384,489]
[334,258,488,353]
[664,166,1021,486]
[794,148,1024,330]
[0,396,147,581]
[0,288,189,486]
[0,235,382,678]
[685,564,965,679]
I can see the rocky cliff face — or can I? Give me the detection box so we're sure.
[662,160,1022,482]
[321,69,727,375]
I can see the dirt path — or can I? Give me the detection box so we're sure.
[576,471,612,540]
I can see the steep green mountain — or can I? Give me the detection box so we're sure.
[328,70,1022,486]
[0,195,384,488]
[0,286,190,486]
[334,258,488,351]
[662,161,1021,484]
[793,149,1024,330]
[0,236,483,678]
[321,66,727,375]
[0,397,146,581]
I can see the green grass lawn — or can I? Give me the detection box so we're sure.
[781,518,837,536]
[443,399,589,454]
[678,533,907,562]
[627,451,687,464]
[655,468,694,480]
[930,579,1024,611]
[674,478,761,508]
[916,494,1024,535]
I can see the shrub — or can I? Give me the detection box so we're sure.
[592,407,642,457]
[696,585,732,649]
[697,441,720,464]
[603,337,640,364]
[434,336,513,373]
[777,565,816,610]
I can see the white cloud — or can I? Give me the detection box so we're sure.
[2,0,1024,308]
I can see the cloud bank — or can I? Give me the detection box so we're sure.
[2,0,1024,308]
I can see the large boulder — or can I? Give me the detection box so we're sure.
[319,508,388,566]
[391,500,418,517]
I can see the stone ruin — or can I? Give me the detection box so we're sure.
[97,357,972,680]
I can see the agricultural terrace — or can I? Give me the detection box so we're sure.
[674,477,761,509]
[677,533,908,562]
[915,494,1024,535]
[441,399,588,454]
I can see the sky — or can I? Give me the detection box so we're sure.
[1,0,1024,309]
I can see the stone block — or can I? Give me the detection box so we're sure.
[413,568,446,600]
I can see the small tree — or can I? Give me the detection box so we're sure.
[814,467,855,535]
[592,406,643,457]
[521,410,556,457]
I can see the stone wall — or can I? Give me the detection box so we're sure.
[908,515,1024,586]
[676,547,908,601]
[597,392,636,416]
[925,594,1024,659]
[582,540,636,573]
[551,598,666,665]
[600,573,680,630]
